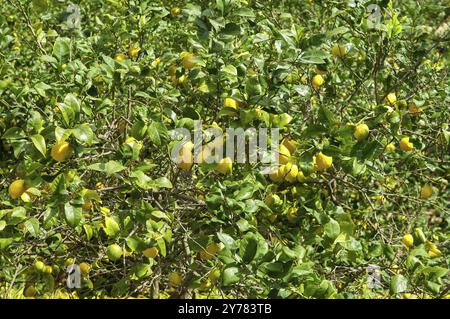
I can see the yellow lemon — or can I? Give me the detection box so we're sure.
[269,168,283,183]
[267,213,277,223]
[420,184,433,199]
[79,262,91,276]
[151,57,161,67]
[331,43,346,58]
[402,234,414,248]
[386,92,397,105]
[177,142,194,170]
[168,65,177,76]
[82,200,93,212]
[314,152,333,171]
[9,179,27,199]
[114,53,127,61]
[216,157,232,174]
[171,6,181,16]
[168,272,182,287]
[296,170,306,182]
[200,242,218,261]
[21,191,32,203]
[285,164,299,183]
[426,241,442,258]
[312,74,324,88]
[408,103,422,114]
[278,144,291,164]
[51,141,73,162]
[95,182,105,190]
[180,52,196,69]
[281,137,297,154]
[399,137,414,152]
[223,97,239,110]
[278,163,291,179]
[128,46,140,60]
[143,247,159,259]
[208,268,221,282]
[354,123,369,141]
[286,207,298,223]
[264,193,281,207]
[386,143,396,152]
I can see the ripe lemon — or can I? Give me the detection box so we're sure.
[107,244,123,262]
[426,241,442,258]
[296,170,306,182]
[402,234,414,248]
[386,92,397,105]
[114,53,127,61]
[281,137,297,154]
[23,286,37,297]
[151,57,161,67]
[143,247,159,259]
[44,265,53,274]
[82,200,93,212]
[200,242,218,261]
[314,152,333,171]
[208,268,221,282]
[8,179,27,199]
[269,168,283,183]
[223,97,239,110]
[79,262,91,276]
[177,142,194,170]
[278,144,291,164]
[51,141,73,162]
[331,43,346,58]
[420,184,433,199]
[128,46,140,60]
[168,272,182,287]
[399,137,414,152]
[312,74,324,88]
[168,65,177,76]
[264,193,281,207]
[285,164,299,183]
[216,157,232,174]
[286,207,298,223]
[408,103,422,114]
[386,143,396,152]
[171,6,181,16]
[354,123,369,141]
[180,52,196,69]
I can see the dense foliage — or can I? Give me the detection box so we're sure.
[0,0,449,299]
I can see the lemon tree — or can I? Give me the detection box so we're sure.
[0,0,449,299]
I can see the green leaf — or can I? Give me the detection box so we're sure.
[390,274,408,294]
[324,219,340,239]
[126,236,147,252]
[104,216,120,237]
[73,124,94,145]
[64,202,82,228]
[0,238,14,250]
[30,134,46,157]
[83,224,93,241]
[222,266,240,286]
[87,161,126,175]
[157,238,166,257]
[24,217,40,237]
[52,37,70,61]
[239,233,258,263]
[217,232,237,250]
[130,171,173,190]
